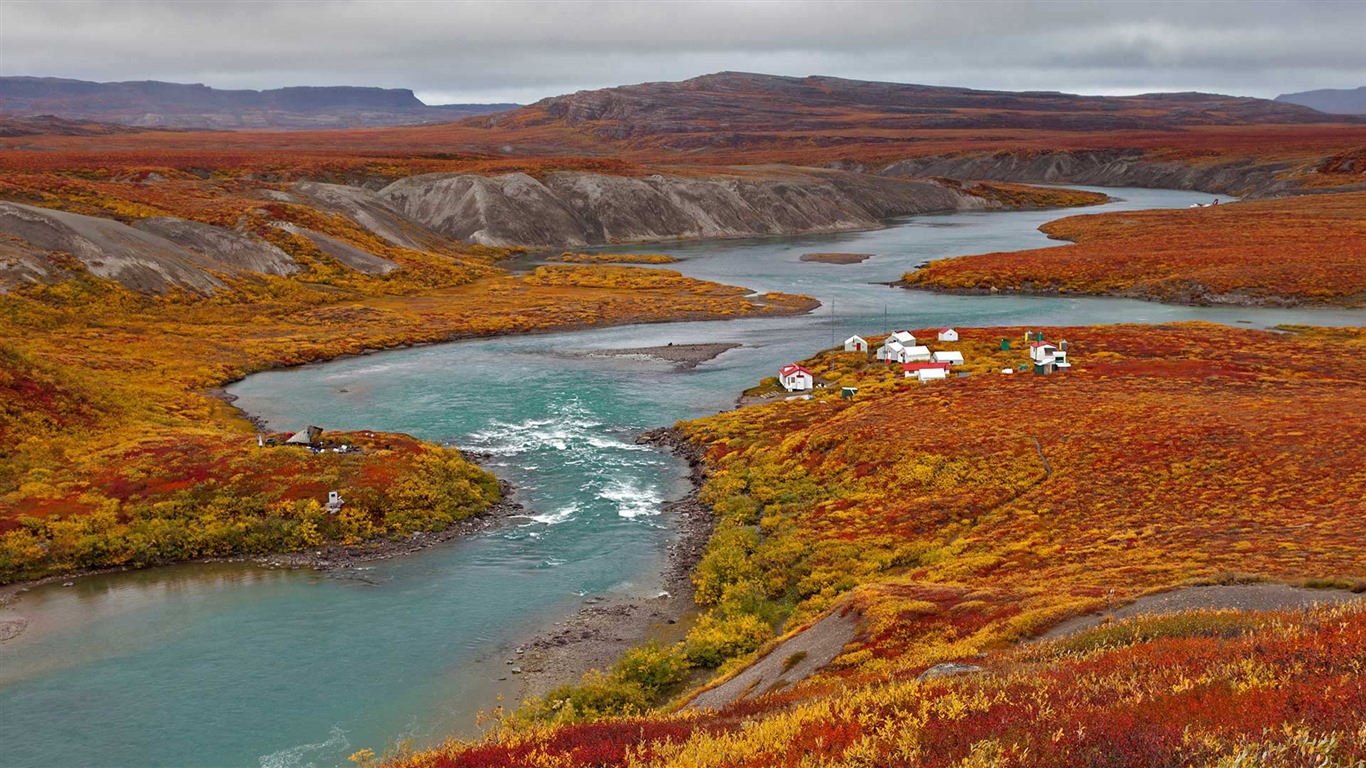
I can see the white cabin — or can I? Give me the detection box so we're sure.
[937,328,959,342]
[1029,342,1057,363]
[876,339,904,362]
[900,345,932,362]
[843,335,868,353]
[890,330,917,346]
[904,362,951,381]
[932,350,964,365]
[779,363,814,392]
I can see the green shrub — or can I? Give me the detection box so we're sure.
[611,642,690,695]
[692,524,762,606]
[684,613,774,667]
[539,671,649,722]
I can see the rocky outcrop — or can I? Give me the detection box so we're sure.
[379,167,995,248]
[879,150,1342,198]
[0,202,230,293]
[273,223,398,274]
[0,203,310,293]
[132,217,298,276]
[292,181,449,250]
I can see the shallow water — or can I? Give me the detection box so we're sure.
[3,187,1362,768]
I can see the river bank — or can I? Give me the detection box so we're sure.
[505,427,713,702]
[895,280,1355,309]
[17,185,1355,768]
[0,479,524,613]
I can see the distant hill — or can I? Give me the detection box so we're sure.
[0,114,151,138]
[473,71,1339,147]
[0,77,517,130]
[1276,87,1366,115]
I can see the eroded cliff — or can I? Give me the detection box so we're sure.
[879,149,1365,198]
[379,167,1016,248]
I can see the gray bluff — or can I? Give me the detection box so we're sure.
[378,167,1004,249]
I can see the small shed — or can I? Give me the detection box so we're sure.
[844,335,868,353]
[917,367,948,382]
[1054,348,1072,372]
[1029,341,1057,363]
[841,386,859,400]
[325,491,344,513]
[938,328,959,342]
[1000,338,1011,351]
[285,425,324,445]
[932,350,964,365]
[779,363,815,392]
[901,345,932,362]
[876,339,904,362]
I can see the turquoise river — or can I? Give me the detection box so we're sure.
[2,187,1363,768]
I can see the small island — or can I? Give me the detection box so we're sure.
[800,252,873,264]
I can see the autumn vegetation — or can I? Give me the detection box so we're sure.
[0,164,816,584]
[905,193,1366,307]
[394,323,1366,767]
[4,72,1365,763]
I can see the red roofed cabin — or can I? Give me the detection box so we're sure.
[903,362,951,381]
[779,363,815,392]
[1029,341,1057,362]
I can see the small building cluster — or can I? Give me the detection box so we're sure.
[777,327,1078,396]
[1025,331,1071,375]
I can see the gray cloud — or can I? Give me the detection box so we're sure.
[1,0,1362,103]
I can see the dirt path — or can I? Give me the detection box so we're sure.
[682,608,860,712]
[1036,583,1366,642]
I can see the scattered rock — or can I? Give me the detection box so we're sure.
[918,663,985,681]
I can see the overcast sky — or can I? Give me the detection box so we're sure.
[1,0,1362,104]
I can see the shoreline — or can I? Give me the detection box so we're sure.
[895,280,1363,310]
[208,293,820,391]
[0,479,523,611]
[500,427,714,703]
[2,281,812,598]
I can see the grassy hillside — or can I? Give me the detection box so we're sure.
[0,238,813,583]
[393,323,1366,767]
